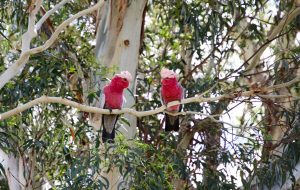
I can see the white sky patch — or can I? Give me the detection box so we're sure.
[220,99,263,186]
[89,39,96,46]
[296,32,300,46]
[261,45,276,69]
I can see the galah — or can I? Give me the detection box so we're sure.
[160,68,184,131]
[101,71,132,143]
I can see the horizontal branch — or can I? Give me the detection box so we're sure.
[1,76,299,120]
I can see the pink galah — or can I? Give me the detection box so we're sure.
[102,71,132,143]
[160,68,184,131]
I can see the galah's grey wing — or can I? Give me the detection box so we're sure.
[102,103,119,143]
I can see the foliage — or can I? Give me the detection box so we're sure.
[0,0,300,189]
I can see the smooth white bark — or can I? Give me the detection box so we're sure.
[115,0,147,139]
[0,149,25,190]
[36,0,71,31]
[0,0,104,90]
[95,0,147,140]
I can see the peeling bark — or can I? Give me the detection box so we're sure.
[94,0,147,139]
[94,0,147,189]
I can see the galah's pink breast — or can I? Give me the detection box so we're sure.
[104,87,123,109]
[161,85,182,111]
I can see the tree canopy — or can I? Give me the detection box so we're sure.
[0,0,300,189]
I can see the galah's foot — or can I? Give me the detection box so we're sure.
[164,103,168,108]
[109,108,113,114]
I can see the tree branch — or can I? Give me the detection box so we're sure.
[1,76,299,120]
[245,7,300,73]
[22,0,43,51]
[0,0,105,90]
[35,0,71,31]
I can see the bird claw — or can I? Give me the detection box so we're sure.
[164,103,168,108]
[109,108,113,114]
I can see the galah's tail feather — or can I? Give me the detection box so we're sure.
[102,103,119,143]
[102,126,116,143]
[164,104,182,132]
[165,114,180,131]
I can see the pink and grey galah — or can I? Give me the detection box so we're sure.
[160,68,184,131]
[101,71,132,143]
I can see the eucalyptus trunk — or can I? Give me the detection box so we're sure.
[94,0,147,189]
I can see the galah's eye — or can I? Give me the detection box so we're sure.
[122,78,128,82]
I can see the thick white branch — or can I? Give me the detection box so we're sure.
[36,0,71,31]
[1,77,299,121]
[0,0,104,90]
[0,149,24,190]
[21,0,43,51]
[245,7,300,73]
[29,1,103,54]
[0,1,43,102]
